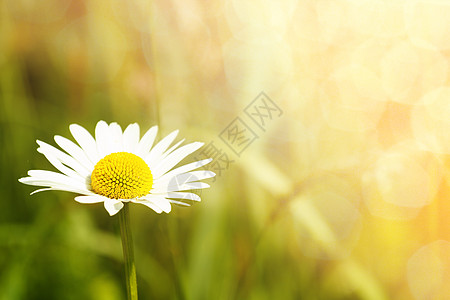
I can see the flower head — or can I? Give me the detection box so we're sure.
[19,121,215,216]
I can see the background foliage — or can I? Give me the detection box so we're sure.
[1,1,450,299]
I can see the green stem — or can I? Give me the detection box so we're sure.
[119,203,138,300]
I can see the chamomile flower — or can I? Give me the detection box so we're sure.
[19,121,215,216]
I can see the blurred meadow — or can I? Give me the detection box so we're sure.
[1,0,450,299]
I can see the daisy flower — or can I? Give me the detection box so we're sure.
[19,121,215,216]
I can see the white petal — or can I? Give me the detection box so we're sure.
[152,142,204,179]
[69,124,99,164]
[36,150,80,180]
[136,125,158,157]
[104,199,124,216]
[132,199,163,213]
[28,186,93,196]
[108,122,123,153]
[26,169,86,184]
[160,139,185,160]
[20,170,88,190]
[153,171,214,191]
[37,140,90,178]
[168,200,190,206]
[37,146,85,180]
[54,135,94,171]
[75,195,105,203]
[189,170,216,180]
[145,130,179,168]
[151,182,210,193]
[167,192,201,201]
[117,198,131,203]
[155,159,213,183]
[141,195,172,213]
[29,187,54,195]
[123,123,140,153]
[95,120,111,158]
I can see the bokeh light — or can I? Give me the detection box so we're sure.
[407,240,450,300]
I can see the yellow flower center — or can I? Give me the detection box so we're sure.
[91,152,153,199]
